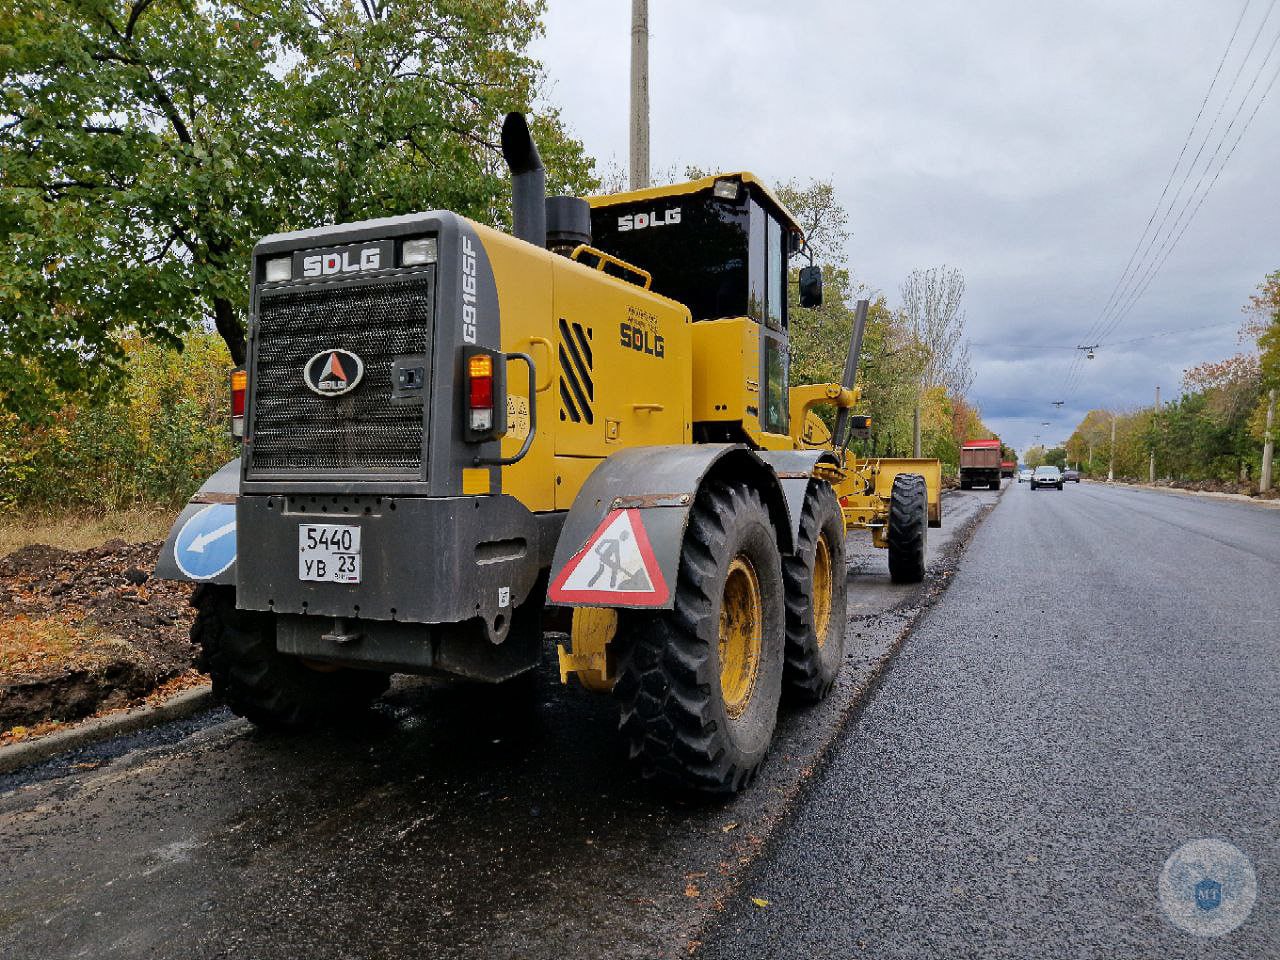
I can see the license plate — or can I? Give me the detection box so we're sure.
[298,524,361,583]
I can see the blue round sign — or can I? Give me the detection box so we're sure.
[173,504,238,580]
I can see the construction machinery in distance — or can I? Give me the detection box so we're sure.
[157,113,942,794]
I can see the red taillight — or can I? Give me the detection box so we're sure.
[230,368,247,439]
[467,354,494,432]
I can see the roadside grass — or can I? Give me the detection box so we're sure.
[0,508,174,557]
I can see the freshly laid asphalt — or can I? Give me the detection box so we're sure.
[0,489,994,960]
[699,480,1279,958]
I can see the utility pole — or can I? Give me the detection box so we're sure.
[1108,414,1116,482]
[1149,385,1159,484]
[1262,387,1276,493]
[629,0,650,190]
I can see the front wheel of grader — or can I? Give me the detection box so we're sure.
[887,473,928,584]
[613,481,785,794]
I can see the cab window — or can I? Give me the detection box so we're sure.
[761,333,789,434]
[766,215,785,331]
[748,201,766,322]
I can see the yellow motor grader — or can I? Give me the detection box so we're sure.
[157,113,941,793]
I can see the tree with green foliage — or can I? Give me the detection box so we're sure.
[1247,269,1280,389]
[1,0,594,420]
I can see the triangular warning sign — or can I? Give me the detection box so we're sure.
[549,509,670,606]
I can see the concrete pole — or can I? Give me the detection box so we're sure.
[1108,414,1116,482]
[629,0,649,190]
[912,405,921,458]
[1149,385,1159,484]
[1262,387,1276,493]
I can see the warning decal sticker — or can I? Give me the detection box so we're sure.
[548,509,670,606]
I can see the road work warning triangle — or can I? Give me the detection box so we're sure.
[549,508,670,606]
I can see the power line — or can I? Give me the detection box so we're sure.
[1090,0,1277,346]
[1093,41,1280,348]
[1058,0,1276,403]
[973,318,1242,353]
[1077,0,1257,354]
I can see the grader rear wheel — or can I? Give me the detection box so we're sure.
[192,585,390,730]
[614,481,784,794]
[782,482,847,703]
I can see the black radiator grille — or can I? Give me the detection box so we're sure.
[248,275,433,477]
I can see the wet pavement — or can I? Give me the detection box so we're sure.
[0,488,998,960]
[699,480,1280,959]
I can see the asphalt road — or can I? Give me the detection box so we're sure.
[700,480,1279,958]
[0,488,996,960]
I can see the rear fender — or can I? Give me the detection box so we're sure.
[154,458,241,585]
[547,444,816,610]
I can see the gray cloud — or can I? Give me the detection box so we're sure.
[532,0,1279,454]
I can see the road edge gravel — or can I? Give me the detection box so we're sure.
[0,684,214,774]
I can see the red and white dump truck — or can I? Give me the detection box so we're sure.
[959,439,1003,490]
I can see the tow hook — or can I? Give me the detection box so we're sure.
[322,617,362,646]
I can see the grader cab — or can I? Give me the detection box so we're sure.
[157,113,940,794]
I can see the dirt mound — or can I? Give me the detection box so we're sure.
[0,539,198,729]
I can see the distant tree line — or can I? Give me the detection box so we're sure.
[1064,270,1280,488]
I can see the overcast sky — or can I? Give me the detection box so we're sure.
[531,0,1280,455]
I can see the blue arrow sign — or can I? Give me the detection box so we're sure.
[174,503,237,580]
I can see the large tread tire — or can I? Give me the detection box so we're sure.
[614,482,785,794]
[192,584,390,730]
[887,473,928,584]
[782,482,847,703]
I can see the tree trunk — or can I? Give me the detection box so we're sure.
[213,296,246,366]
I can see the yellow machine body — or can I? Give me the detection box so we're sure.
[459,175,941,692]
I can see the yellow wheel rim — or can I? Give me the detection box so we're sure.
[812,534,833,648]
[719,555,763,719]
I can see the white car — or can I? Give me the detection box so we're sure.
[1030,466,1064,490]
[1017,469,1033,483]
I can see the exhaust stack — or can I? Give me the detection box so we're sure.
[501,112,546,247]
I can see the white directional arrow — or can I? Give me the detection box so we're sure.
[188,521,236,554]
